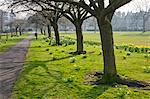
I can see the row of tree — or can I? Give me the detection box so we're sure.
[4,0,134,84]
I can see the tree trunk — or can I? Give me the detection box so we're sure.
[44,30,46,35]
[40,28,43,35]
[75,23,84,54]
[10,25,13,37]
[53,23,60,45]
[47,25,51,38]
[97,17,117,84]
[6,33,8,41]
[142,14,148,33]
[19,27,22,36]
[15,27,18,36]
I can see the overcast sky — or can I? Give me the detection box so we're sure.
[0,0,150,19]
[117,0,150,12]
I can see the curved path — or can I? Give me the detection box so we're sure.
[0,35,33,99]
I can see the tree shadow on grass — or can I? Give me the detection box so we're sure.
[82,85,109,99]
[23,54,76,76]
[29,45,51,48]
[57,82,109,99]
[19,54,111,98]
[18,59,110,98]
[26,54,76,63]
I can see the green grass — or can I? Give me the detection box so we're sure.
[12,32,150,99]
[0,33,31,53]
[61,32,150,46]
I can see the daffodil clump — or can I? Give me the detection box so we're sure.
[115,44,150,53]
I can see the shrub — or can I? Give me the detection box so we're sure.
[69,57,76,63]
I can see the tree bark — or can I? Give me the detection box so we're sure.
[97,17,117,84]
[10,25,13,37]
[40,28,43,35]
[19,27,22,36]
[44,30,46,35]
[47,25,51,38]
[15,27,18,36]
[53,23,60,45]
[75,23,84,54]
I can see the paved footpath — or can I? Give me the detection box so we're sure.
[0,35,33,99]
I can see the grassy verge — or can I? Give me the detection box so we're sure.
[12,33,150,99]
[0,33,31,53]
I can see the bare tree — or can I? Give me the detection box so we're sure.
[0,10,4,33]
[63,4,91,54]
[41,10,62,45]
[52,0,133,83]
[133,0,150,32]
[10,19,25,36]
[6,0,133,84]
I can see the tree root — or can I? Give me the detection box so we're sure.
[84,71,150,88]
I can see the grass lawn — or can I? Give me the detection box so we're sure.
[12,32,150,99]
[61,32,150,46]
[0,33,31,53]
